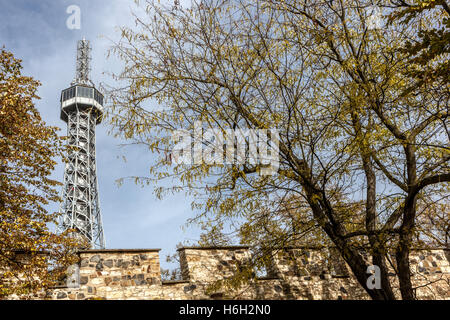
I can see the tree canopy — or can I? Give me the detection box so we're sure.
[106,0,449,299]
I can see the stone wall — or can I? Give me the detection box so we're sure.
[45,246,449,300]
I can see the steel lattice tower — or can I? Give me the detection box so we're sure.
[58,39,105,249]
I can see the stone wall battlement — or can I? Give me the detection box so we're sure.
[46,246,449,300]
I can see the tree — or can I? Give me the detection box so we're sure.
[106,0,449,299]
[0,48,79,298]
[388,0,450,88]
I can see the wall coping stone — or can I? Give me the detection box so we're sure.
[77,248,161,254]
[75,246,448,254]
[271,246,449,251]
[178,245,449,251]
[177,246,250,251]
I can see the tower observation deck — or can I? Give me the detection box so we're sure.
[58,39,105,248]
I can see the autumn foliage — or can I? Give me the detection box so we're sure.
[106,0,449,299]
[0,48,79,298]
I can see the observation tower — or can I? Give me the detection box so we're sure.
[58,39,105,248]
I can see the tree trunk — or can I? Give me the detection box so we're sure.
[396,236,415,300]
[396,144,418,300]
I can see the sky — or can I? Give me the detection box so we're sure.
[0,0,201,271]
